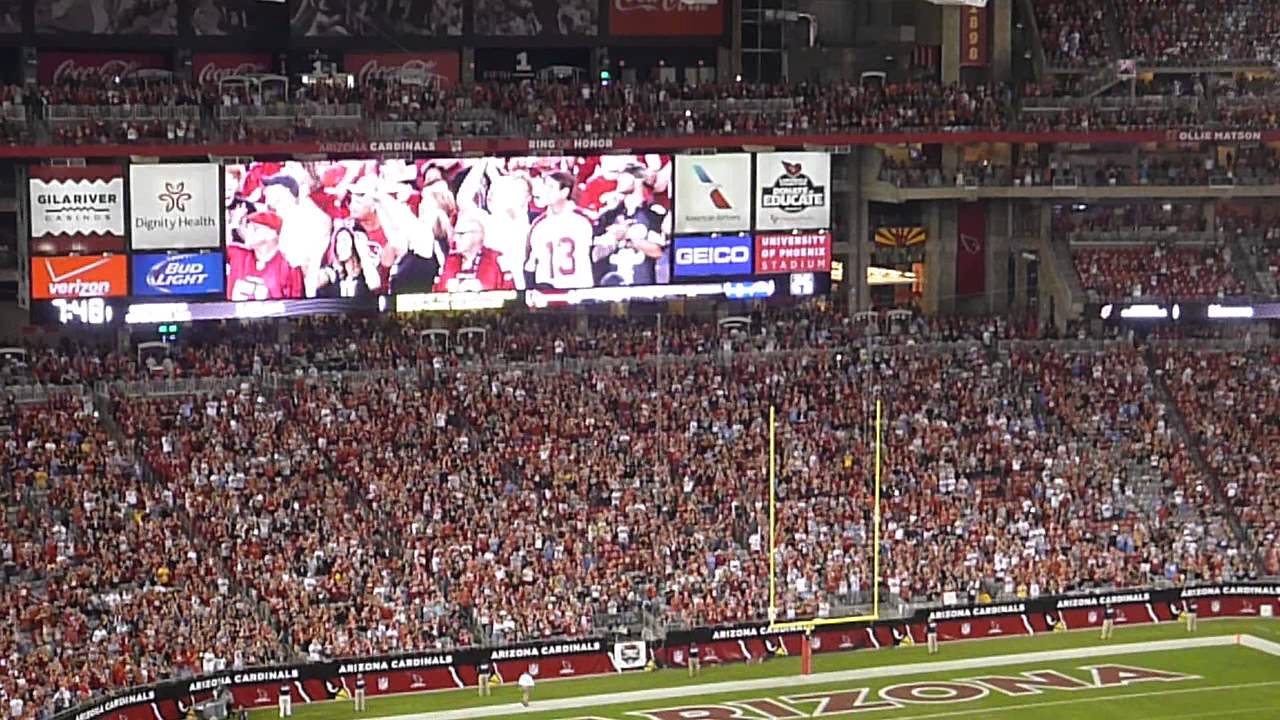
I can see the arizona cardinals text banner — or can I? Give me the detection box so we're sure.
[754,152,831,231]
[30,255,128,300]
[130,164,222,250]
[674,154,752,233]
[28,166,126,254]
[754,232,832,274]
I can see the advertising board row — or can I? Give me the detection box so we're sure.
[54,583,1280,720]
[29,153,832,309]
[30,164,221,254]
[672,152,832,233]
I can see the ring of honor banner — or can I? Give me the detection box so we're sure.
[960,5,989,67]
[609,0,725,36]
[754,152,831,231]
[52,584,1280,720]
[955,202,987,296]
[674,154,752,234]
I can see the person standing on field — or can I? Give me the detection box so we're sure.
[518,670,535,707]
[477,659,492,697]
[927,618,939,654]
[353,673,366,712]
[1101,603,1116,640]
[278,682,292,718]
[688,643,701,678]
[1185,600,1198,632]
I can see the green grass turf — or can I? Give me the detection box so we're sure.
[258,619,1280,720]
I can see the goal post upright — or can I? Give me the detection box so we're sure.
[767,396,883,635]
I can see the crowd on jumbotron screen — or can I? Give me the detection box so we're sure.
[223,156,671,301]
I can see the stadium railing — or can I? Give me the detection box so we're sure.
[51,581,1280,720]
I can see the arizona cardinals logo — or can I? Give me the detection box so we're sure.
[783,161,803,176]
[323,681,341,697]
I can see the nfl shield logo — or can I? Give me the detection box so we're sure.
[377,677,389,691]
[961,623,972,636]
[1211,600,1222,613]
[529,663,540,677]
[1088,611,1098,624]
[673,650,684,664]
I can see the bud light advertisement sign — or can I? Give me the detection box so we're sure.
[131,253,225,296]
[672,234,754,279]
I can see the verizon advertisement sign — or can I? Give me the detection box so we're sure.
[341,52,460,87]
[192,53,274,86]
[754,152,831,231]
[37,52,168,84]
[130,164,222,250]
[28,166,126,255]
[674,154,752,233]
[609,0,725,36]
[754,232,832,274]
[31,255,128,300]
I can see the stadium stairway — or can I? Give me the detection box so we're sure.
[1234,235,1279,297]
[1143,346,1265,572]
[1223,235,1268,297]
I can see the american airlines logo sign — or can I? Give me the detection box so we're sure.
[674,154,752,233]
[29,177,125,238]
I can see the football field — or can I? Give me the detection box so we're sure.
[261,619,1280,720]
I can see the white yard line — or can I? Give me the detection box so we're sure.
[382,636,1251,720]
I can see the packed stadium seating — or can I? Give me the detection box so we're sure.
[4,306,1275,720]
[25,70,1280,147]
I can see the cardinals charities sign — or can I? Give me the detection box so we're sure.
[754,152,831,231]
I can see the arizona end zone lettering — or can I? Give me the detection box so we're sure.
[625,665,1195,719]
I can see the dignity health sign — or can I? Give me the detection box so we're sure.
[130,163,222,250]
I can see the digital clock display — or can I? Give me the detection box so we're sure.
[51,298,116,325]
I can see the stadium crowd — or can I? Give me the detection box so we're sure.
[2,306,1273,720]
[13,68,1280,146]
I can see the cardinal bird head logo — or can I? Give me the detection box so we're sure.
[159,182,192,212]
[783,161,804,176]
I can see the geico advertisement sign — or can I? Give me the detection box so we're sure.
[131,253,225,296]
[130,164,221,250]
[29,177,125,238]
[755,152,831,231]
[672,235,754,278]
[31,255,128,299]
[674,154,752,233]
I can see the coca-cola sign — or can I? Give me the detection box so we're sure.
[192,53,274,87]
[341,52,459,87]
[610,0,725,36]
[38,52,168,84]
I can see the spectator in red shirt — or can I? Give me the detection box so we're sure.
[226,211,305,300]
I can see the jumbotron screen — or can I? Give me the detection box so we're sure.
[224,156,673,301]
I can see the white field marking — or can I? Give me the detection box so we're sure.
[373,636,1252,720]
[879,680,1280,720]
[1239,634,1280,657]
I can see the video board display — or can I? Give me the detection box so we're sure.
[131,253,225,297]
[30,255,129,300]
[28,165,126,255]
[224,156,672,301]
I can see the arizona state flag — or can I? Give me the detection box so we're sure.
[336,688,350,700]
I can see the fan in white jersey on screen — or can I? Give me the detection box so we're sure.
[592,166,669,286]
[526,170,595,289]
